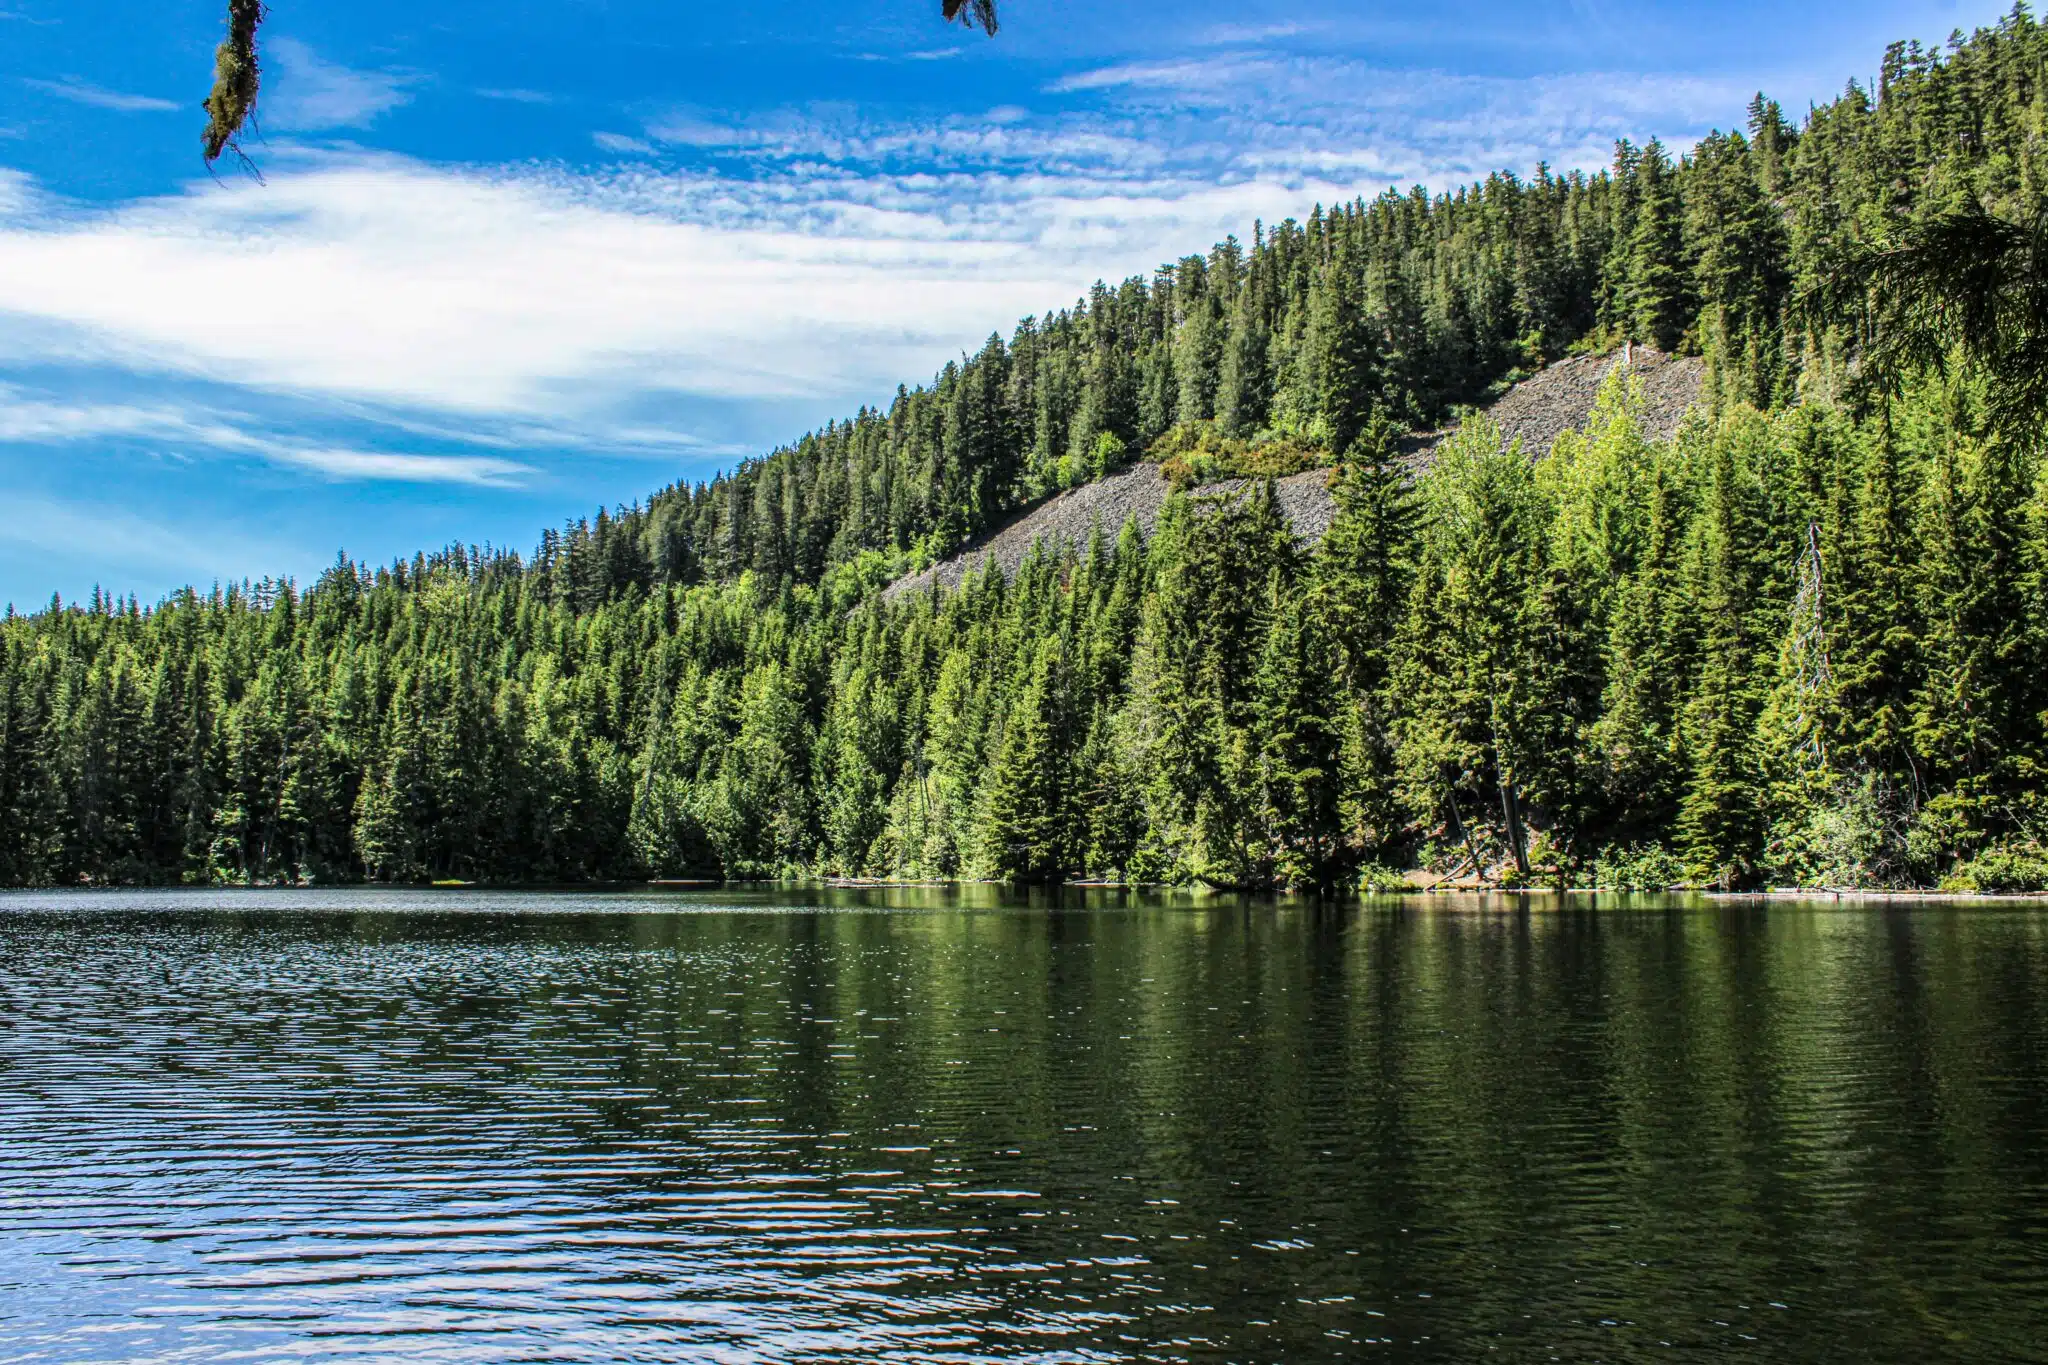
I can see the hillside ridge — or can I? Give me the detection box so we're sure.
[884,346,1703,601]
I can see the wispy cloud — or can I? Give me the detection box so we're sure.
[268,447,533,485]
[642,113,765,149]
[0,386,535,486]
[0,156,1326,427]
[21,77,178,113]
[1039,52,1746,176]
[0,168,31,214]
[1195,21,1313,44]
[1049,57,1243,94]
[266,38,415,131]
[854,47,965,62]
[592,131,655,156]
[0,483,316,607]
[624,59,1741,195]
[476,87,557,105]
[0,389,204,444]
[0,49,1752,491]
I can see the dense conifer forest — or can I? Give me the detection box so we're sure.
[8,11,2048,890]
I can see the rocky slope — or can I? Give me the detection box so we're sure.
[1480,344,1702,459]
[882,347,1703,601]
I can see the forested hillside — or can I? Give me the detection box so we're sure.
[6,10,2048,890]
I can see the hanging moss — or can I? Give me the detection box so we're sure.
[943,0,999,34]
[202,0,264,164]
[199,3,985,167]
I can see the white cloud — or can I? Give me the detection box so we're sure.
[592,131,656,156]
[1049,50,1742,126]
[642,113,766,149]
[854,47,965,62]
[0,386,534,486]
[266,447,532,485]
[1196,21,1312,44]
[0,389,205,443]
[265,38,415,132]
[1050,58,1248,94]
[0,56,1747,459]
[477,87,556,105]
[636,57,1741,188]
[1038,53,1748,181]
[21,77,177,113]
[0,168,32,215]
[0,156,1368,428]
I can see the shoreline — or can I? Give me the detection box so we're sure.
[5,878,2047,904]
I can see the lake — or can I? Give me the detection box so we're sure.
[1,887,2044,1362]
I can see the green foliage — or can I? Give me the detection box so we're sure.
[1941,838,2048,893]
[1624,140,1692,352]
[4,346,2029,893]
[978,642,1079,882]
[24,14,2048,891]
[1358,864,1415,895]
[1768,772,1928,890]
[1673,417,1772,887]
[1392,414,1561,880]
[1592,843,1688,891]
[1835,203,2048,433]
[1256,580,1349,890]
[1151,420,1326,488]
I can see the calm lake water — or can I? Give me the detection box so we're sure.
[1,888,2044,1363]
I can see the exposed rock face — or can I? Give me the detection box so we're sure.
[881,464,1342,600]
[1478,345,1703,459]
[881,347,1704,602]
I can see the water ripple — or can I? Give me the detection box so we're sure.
[1,890,2045,1362]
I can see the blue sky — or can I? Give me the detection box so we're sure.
[0,0,2009,607]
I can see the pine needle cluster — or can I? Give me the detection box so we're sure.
[1839,204,2048,432]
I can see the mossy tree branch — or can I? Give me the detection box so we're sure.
[202,0,264,165]
[200,1,999,166]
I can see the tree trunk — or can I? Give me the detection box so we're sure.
[1499,778,1530,880]
[1445,785,1482,878]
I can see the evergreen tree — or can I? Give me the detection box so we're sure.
[1590,444,1694,841]
[1304,236,1381,453]
[1255,578,1350,889]
[1627,139,1692,352]
[1674,420,1771,886]
[15,12,2048,894]
[1315,416,1415,856]
[979,642,1075,882]
[1392,417,1550,880]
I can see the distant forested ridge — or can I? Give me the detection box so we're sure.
[8,12,2048,891]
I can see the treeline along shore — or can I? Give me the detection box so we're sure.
[6,12,2048,892]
